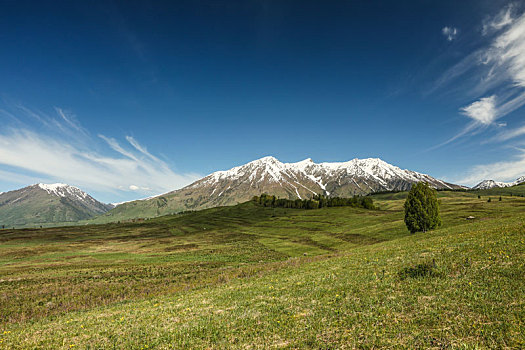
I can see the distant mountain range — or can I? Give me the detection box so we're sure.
[0,183,112,227]
[94,156,464,223]
[6,156,522,227]
[472,176,525,190]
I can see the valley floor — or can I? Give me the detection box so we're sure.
[0,192,524,348]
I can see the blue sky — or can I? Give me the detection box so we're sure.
[1,0,525,203]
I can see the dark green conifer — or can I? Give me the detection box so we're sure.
[404,182,441,233]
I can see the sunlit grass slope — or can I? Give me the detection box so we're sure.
[0,193,523,348]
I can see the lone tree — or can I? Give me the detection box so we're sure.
[404,182,441,233]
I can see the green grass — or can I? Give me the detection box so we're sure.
[0,193,524,348]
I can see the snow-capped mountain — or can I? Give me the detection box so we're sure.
[0,183,113,227]
[473,176,525,190]
[189,156,459,197]
[102,156,463,222]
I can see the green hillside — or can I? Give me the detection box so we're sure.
[0,184,112,228]
[0,190,72,227]
[0,192,523,348]
[0,192,102,228]
[90,195,182,224]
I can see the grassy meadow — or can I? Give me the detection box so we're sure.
[0,192,524,348]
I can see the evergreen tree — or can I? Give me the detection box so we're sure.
[404,182,441,233]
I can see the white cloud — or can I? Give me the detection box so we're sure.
[453,149,525,186]
[442,26,458,41]
[460,95,497,125]
[0,106,201,198]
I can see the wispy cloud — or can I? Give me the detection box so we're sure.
[433,5,525,185]
[55,107,89,137]
[482,4,516,35]
[454,149,525,185]
[442,26,458,41]
[435,5,525,145]
[0,105,201,199]
[491,124,525,142]
[125,135,162,163]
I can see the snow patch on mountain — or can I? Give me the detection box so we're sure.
[37,183,92,201]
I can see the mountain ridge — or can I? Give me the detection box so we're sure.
[94,156,464,223]
[184,156,461,197]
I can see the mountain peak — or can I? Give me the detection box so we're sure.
[38,183,72,191]
[288,158,315,170]
[249,156,281,165]
[36,183,87,199]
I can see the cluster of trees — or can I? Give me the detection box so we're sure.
[253,193,375,210]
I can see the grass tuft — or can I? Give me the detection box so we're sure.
[398,260,440,279]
